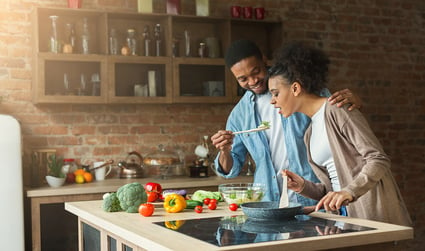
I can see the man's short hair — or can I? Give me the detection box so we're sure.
[225,39,263,68]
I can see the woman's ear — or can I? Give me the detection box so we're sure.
[292,82,302,96]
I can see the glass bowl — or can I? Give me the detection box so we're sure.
[218,183,265,206]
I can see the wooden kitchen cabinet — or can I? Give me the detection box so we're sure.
[32,7,282,104]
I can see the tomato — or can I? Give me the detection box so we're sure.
[203,198,211,205]
[146,191,159,202]
[145,182,162,193]
[194,205,203,213]
[138,203,155,217]
[208,202,217,210]
[209,198,217,204]
[229,203,238,211]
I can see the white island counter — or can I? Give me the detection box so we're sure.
[65,200,413,251]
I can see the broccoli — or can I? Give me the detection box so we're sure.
[116,182,147,213]
[102,192,122,212]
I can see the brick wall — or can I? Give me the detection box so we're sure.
[0,0,424,249]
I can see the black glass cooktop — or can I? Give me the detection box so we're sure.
[154,215,375,247]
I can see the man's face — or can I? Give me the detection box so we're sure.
[230,56,268,94]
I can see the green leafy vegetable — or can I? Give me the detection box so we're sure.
[102,192,122,212]
[116,182,147,213]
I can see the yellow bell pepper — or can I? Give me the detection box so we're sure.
[164,220,186,230]
[163,193,187,213]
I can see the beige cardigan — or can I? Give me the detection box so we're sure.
[300,102,412,226]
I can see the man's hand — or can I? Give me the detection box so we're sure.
[210,130,235,173]
[211,130,234,152]
[328,88,362,111]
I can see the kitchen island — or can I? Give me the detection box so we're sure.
[27,175,252,251]
[65,200,413,251]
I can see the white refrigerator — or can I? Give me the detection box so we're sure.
[0,114,24,250]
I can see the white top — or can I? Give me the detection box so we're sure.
[256,93,295,201]
[310,102,341,191]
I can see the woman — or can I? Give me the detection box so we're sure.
[268,42,411,226]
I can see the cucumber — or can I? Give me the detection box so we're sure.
[186,199,203,209]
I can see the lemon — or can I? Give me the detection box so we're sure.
[75,174,85,184]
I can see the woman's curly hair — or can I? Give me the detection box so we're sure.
[268,42,330,96]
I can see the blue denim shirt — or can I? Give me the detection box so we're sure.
[215,90,325,206]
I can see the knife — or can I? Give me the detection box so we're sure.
[279,175,289,208]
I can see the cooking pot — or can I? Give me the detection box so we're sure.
[118,151,145,178]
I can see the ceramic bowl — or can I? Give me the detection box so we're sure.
[45,175,66,188]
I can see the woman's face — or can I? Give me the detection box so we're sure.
[269,75,298,118]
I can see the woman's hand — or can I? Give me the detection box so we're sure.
[315,190,353,212]
[282,169,305,193]
[328,88,362,111]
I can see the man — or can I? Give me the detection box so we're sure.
[211,40,361,206]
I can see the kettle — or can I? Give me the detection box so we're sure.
[117,151,145,178]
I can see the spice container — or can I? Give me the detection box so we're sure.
[198,42,207,58]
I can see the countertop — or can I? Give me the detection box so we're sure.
[26,175,253,197]
[65,200,413,251]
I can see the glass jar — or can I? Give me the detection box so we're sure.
[198,42,206,58]
[126,29,138,56]
[62,159,78,174]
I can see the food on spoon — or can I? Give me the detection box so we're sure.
[257,121,270,129]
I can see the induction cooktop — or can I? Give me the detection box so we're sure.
[154,215,375,247]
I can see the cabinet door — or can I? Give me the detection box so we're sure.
[108,56,172,104]
[34,54,108,104]
[172,57,233,103]
[33,8,108,104]
[170,16,232,103]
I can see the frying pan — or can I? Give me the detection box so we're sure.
[240,201,303,221]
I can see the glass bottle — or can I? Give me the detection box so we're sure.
[64,23,76,52]
[126,29,137,56]
[109,28,118,55]
[184,30,191,57]
[79,74,87,96]
[48,15,59,53]
[81,17,90,54]
[154,24,162,56]
[142,25,151,56]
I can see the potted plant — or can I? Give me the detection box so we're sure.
[45,154,65,187]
